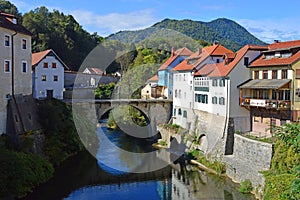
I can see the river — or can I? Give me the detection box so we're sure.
[22,125,255,200]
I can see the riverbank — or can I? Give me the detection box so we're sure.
[0,99,93,198]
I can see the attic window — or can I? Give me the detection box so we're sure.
[275,52,281,58]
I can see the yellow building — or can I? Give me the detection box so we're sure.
[239,40,300,134]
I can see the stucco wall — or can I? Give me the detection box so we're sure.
[0,28,32,134]
[224,134,273,196]
[33,55,64,99]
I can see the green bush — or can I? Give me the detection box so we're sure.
[238,179,253,194]
[0,148,54,198]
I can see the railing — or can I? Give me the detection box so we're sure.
[240,98,291,110]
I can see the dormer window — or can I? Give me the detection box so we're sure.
[244,57,249,67]
[275,52,281,58]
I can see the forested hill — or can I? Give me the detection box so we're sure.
[0,1,103,71]
[109,18,267,51]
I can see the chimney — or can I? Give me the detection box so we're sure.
[274,40,280,43]
[198,48,202,55]
[171,47,175,57]
[213,41,219,45]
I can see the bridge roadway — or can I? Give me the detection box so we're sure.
[64,98,173,104]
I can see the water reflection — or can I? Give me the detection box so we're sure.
[22,126,255,200]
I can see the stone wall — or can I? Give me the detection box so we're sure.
[224,134,273,198]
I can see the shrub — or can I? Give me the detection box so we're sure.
[238,179,253,194]
[0,148,54,198]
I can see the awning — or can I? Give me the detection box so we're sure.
[239,79,291,89]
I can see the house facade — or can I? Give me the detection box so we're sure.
[157,47,193,99]
[239,40,300,134]
[172,44,234,129]
[32,49,68,99]
[0,13,32,134]
[141,75,164,99]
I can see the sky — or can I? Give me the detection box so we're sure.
[9,0,300,43]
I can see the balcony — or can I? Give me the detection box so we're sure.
[240,98,291,110]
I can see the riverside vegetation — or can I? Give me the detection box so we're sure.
[0,99,91,198]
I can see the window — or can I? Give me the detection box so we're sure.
[219,97,225,105]
[4,35,10,46]
[179,90,182,98]
[219,79,225,87]
[53,75,58,82]
[281,69,288,79]
[175,90,178,98]
[22,61,27,73]
[184,92,186,99]
[212,79,218,87]
[183,111,187,118]
[52,62,57,68]
[216,59,220,63]
[43,62,48,68]
[178,108,182,116]
[244,57,249,67]
[183,74,186,81]
[22,39,26,49]
[4,60,10,72]
[173,109,176,116]
[263,70,268,79]
[212,96,218,104]
[254,71,259,79]
[272,70,277,79]
[41,75,47,81]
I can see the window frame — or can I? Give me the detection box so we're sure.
[22,61,27,73]
[263,70,268,79]
[4,35,10,47]
[43,62,48,68]
[52,62,57,69]
[53,75,58,82]
[281,69,288,79]
[22,39,27,49]
[41,75,47,81]
[4,60,10,73]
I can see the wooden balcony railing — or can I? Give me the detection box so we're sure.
[240,98,291,110]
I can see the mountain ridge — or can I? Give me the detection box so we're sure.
[108,18,267,51]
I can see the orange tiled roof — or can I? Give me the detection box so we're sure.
[208,45,268,77]
[194,63,216,76]
[148,75,158,82]
[158,55,180,71]
[251,40,300,67]
[250,51,300,67]
[32,49,69,70]
[269,40,300,51]
[175,47,193,56]
[188,48,202,59]
[193,44,234,68]
[172,60,194,71]
[158,47,193,71]
[32,49,51,66]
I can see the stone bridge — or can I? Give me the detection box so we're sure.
[69,99,173,138]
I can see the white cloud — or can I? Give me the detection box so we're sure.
[237,18,300,43]
[70,9,158,36]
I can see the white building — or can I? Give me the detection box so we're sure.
[0,13,32,134]
[193,45,268,132]
[32,49,69,99]
[172,44,234,129]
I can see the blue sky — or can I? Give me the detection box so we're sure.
[10,0,300,43]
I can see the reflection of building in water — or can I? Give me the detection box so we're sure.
[157,179,172,200]
[171,169,193,200]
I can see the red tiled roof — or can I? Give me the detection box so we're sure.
[175,47,193,56]
[172,60,194,71]
[250,40,300,67]
[193,44,234,68]
[269,40,300,51]
[32,49,69,70]
[158,47,193,71]
[86,68,104,74]
[188,48,202,59]
[148,75,158,82]
[224,52,236,59]
[32,49,51,66]
[194,63,216,76]
[158,55,180,70]
[208,45,268,77]
[250,50,300,67]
